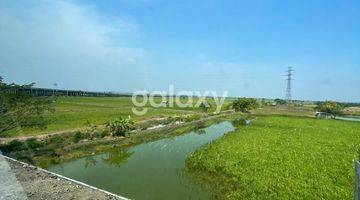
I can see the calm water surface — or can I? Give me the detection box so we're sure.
[336,116,360,122]
[49,122,235,200]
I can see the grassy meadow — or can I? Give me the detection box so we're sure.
[186,115,360,199]
[1,96,231,137]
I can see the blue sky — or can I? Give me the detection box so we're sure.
[0,0,359,102]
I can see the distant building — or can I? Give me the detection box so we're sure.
[315,112,335,119]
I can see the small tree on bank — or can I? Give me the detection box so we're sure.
[0,77,54,135]
[274,98,287,105]
[106,117,135,137]
[199,101,211,112]
[232,98,258,113]
[315,101,343,117]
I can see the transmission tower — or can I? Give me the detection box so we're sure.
[285,67,293,103]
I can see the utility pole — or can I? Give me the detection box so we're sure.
[285,67,293,103]
[53,83,58,96]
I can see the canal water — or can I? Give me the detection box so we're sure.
[336,116,360,122]
[49,121,235,200]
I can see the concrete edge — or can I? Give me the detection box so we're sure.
[1,155,130,200]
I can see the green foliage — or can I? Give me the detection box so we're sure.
[232,115,252,127]
[93,130,110,138]
[274,98,287,105]
[49,135,65,144]
[5,96,217,137]
[8,139,26,151]
[185,114,202,122]
[187,116,360,199]
[106,117,135,137]
[73,131,85,143]
[11,151,34,164]
[83,120,97,139]
[315,101,343,116]
[0,77,54,135]
[232,98,258,112]
[199,101,211,112]
[25,138,42,149]
[163,116,181,125]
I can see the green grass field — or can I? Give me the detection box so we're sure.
[187,115,360,199]
[1,96,231,137]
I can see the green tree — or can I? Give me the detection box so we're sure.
[232,98,258,113]
[0,77,54,135]
[274,98,287,105]
[315,101,343,117]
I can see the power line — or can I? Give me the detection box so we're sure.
[285,67,293,102]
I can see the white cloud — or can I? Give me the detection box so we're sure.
[0,0,145,90]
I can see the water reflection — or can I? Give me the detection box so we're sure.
[194,129,206,135]
[84,156,97,169]
[102,149,133,167]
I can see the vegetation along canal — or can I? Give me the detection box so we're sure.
[49,121,235,199]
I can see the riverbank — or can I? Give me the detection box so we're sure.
[2,155,127,200]
[1,112,239,168]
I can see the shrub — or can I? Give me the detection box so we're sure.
[49,135,65,145]
[184,115,201,122]
[25,138,42,149]
[106,117,135,137]
[232,116,252,127]
[315,101,343,117]
[11,151,34,164]
[199,101,211,112]
[73,131,85,143]
[93,130,110,138]
[274,98,287,105]
[84,120,97,139]
[194,120,206,130]
[8,140,26,151]
[100,130,110,138]
[232,98,258,113]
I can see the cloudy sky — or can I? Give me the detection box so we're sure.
[0,0,359,102]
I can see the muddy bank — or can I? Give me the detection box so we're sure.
[4,156,128,200]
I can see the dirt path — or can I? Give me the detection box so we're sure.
[2,155,128,200]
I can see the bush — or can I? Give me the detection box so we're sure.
[73,131,85,143]
[8,140,26,151]
[106,117,135,137]
[315,101,343,117]
[199,101,211,112]
[48,135,65,145]
[11,151,34,164]
[184,115,201,122]
[232,116,252,127]
[232,98,258,113]
[93,130,110,138]
[194,120,206,130]
[25,138,42,149]
[100,130,110,138]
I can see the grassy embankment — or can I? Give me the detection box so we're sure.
[1,96,232,138]
[1,112,241,168]
[0,96,235,167]
[186,115,360,199]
